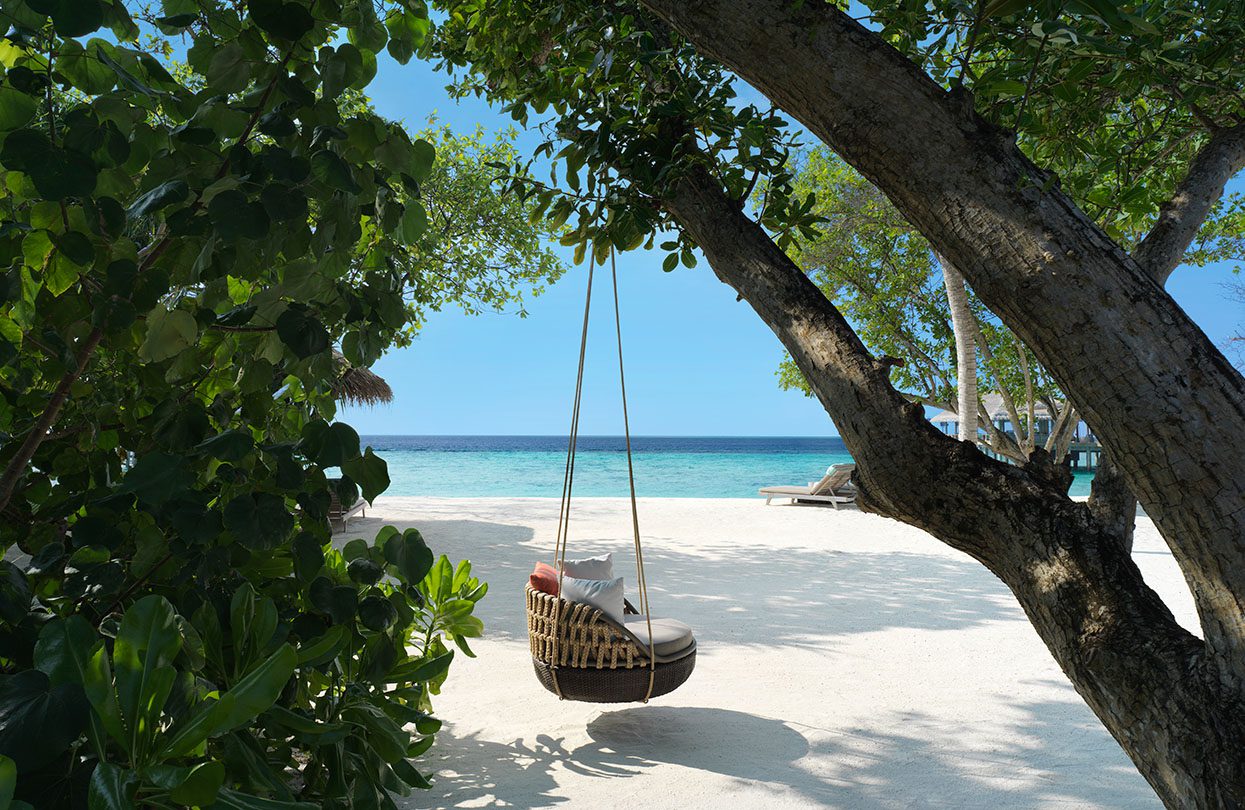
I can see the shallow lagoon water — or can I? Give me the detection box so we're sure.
[359,436,1095,498]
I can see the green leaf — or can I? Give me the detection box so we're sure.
[359,594,397,631]
[292,532,325,583]
[113,595,182,760]
[411,138,435,181]
[341,447,389,502]
[300,420,360,467]
[209,190,270,241]
[0,669,89,772]
[162,645,296,757]
[128,180,189,219]
[139,306,198,363]
[386,650,453,684]
[30,0,104,37]
[0,755,15,808]
[87,762,136,810]
[275,307,330,358]
[310,149,360,193]
[207,41,250,94]
[210,787,318,810]
[58,39,116,94]
[117,452,194,506]
[35,616,103,687]
[397,201,427,244]
[383,528,433,585]
[169,760,225,806]
[295,625,347,666]
[248,0,314,42]
[83,644,125,750]
[0,87,36,132]
[197,430,255,461]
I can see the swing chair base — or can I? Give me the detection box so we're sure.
[531,651,697,703]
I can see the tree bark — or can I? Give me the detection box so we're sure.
[1089,451,1139,555]
[660,165,1245,808]
[939,256,977,443]
[639,0,1245,714]
[1133,122,1245,284]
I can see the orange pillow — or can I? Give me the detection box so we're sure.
[530,562,559,596]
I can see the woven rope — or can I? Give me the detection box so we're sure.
[526,586,649,670]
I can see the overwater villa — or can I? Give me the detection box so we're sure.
[929,393,1104,470]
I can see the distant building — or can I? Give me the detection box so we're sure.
[929,393,1102,470]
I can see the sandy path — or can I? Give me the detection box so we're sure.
[339,497,1191,809]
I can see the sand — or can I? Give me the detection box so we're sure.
[339,497,1192,809]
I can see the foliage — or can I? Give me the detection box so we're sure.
[0,0,525,806]
[774,147,1068,454]
[856,0,1245,248]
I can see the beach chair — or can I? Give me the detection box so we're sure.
[759,463,857,508]
[327,481,367,531]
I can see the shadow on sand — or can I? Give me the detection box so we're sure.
[340,512,1022,649]
[343,511,1154,808]
[426,701,1154,809]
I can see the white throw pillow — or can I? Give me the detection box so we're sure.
[560,553,614,580]
[559,575,625,623]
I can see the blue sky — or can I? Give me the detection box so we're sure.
[339,53,1242,437]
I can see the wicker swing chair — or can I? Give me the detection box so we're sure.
[526,252,697,703]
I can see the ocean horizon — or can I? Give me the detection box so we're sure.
[358,435,1097,498]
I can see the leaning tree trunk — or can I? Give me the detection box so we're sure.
[639,0,1245,698]
[940,256,978,443]
[658,165,1245,808]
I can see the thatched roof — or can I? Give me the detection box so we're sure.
[929,393,1054,424]
[332,351,394,407]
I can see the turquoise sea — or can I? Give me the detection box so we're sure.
[360,436,1096,498]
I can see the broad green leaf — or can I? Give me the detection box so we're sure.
[295,625,346,666]
[0,87,36,132]
[341,447,389,502]
[83,644,126,750]
[139,306,198,363]
[300,420,360,467]
[128,180,188,219]
[385,650,453,684]
[275,307,330,358]
[210,787,318,810]
[383,528,433,585]
[58,39,116,94]
[162,645,296,757]
[0,669,89,772]
[87,762,135,810]
[113,595,182,760]
[0,755,14,807]
[169,760,225,806]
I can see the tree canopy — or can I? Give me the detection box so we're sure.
[0,0,557,805]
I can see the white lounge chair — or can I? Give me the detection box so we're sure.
[328,482,367,532]
[759,463,856,508]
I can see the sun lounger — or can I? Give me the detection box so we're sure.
[327,481,367,531]
[759,463,856,508]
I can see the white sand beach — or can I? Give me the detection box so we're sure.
[340,497,1193,809]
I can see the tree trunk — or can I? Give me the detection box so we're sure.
[940,256,977,443]
[659,165,1245,808]
[640,0,1245,755]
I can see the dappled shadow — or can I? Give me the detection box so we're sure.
[338,511,1021,648]
[415,697,1154,809]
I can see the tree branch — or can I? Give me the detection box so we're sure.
[1132,122,1245,284]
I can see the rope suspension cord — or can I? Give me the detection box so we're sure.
[549,250,656,702]
[609,249,656,702]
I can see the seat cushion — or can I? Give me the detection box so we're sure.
[623,615,695,658]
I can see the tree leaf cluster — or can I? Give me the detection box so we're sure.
[0,1,513,806]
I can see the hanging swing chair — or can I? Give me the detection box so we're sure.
[525,252,697,703]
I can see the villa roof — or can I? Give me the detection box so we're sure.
[929,393,1054,424]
